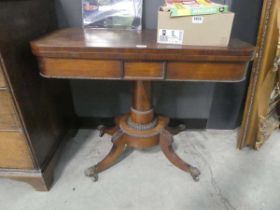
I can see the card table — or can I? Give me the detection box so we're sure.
[31,28,254,182]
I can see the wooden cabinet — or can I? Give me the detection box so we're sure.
[0,0,76,191]
[0,73,34,169]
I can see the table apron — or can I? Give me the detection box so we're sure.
[38,58,249,82]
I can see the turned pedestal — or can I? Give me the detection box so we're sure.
[85,81,201,182]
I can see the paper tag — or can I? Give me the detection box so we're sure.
[158,29,184,45]
[192,16,204,24]
[136,45,147,48]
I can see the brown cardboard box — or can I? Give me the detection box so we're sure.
[157,11,235,46]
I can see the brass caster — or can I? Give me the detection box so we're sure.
[177,124,187,132]
[189,166,200,182]
[97,125,106,137]
[166,124,187,135]
[85,166,99,182]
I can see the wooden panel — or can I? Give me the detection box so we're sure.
[124,62,164,80]
[40,58,122,79]
[0,65,6,88]
[0,132,34,169]
[0,90,21,131]
[167,62,247,81]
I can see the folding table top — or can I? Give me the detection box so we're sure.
[31,28,255,82]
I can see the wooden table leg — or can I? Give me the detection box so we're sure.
[159,129,200,181]
[85,130,127,181]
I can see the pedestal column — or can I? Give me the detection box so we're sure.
[131,81,154,125]
[86,80,200,182]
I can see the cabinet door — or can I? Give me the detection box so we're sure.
[238,0,280,149]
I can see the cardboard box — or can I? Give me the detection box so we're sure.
[157,11,235,46]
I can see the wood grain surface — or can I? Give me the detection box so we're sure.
[40,58,122,79]
[166,61,247,81]
[31,28,254,62]
[0,65,6,88]
[0,132,33,169]
[0,90,21,131]
[124,62,164,80]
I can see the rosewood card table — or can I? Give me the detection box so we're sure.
[31,28,254,182]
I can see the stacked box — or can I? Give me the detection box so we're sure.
[157,11,235,46]
[165,0,229,17]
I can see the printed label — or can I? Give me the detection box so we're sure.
[192,16,204,24]
[136,45,147,48]
[158,29,184,45]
